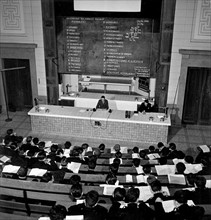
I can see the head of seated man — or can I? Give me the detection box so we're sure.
[106,172,117,185]
[49,204,67,220]
[70,183,83,201]
[85,190,99,208]
[125,187,140,203]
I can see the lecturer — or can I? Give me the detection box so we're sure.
[96,95,109,110]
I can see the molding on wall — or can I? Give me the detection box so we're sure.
[191,0,211,42]
[179,49,211,56]
[0,0,25,34]
[0,43,37,49]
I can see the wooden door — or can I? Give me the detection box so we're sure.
[3,59,32,111]
[183,67,211,125]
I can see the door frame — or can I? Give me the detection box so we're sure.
[0,43,38,110]
[176,49,211,125]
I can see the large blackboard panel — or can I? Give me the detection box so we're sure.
[59,17,153,77]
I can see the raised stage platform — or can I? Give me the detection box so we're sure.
[28,105,171,144]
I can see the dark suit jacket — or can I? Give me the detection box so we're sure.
[68,203,108,220]
[96,99,109,110]
[154,202,205,220]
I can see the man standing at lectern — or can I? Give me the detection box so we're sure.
[96,96,109,110]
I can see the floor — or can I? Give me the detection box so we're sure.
[0,109,211,159]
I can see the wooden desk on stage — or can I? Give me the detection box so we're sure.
[28,105,171,144]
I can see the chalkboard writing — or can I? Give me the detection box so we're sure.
[64,17,153,77]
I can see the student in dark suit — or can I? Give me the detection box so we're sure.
[96,96,109,110]
[67,190,108,220]
[123,187,155,220]
[154,189,205,220]
[138,99,151,113]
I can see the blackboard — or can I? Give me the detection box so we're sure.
[60,17,153,77]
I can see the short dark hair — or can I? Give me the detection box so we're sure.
[49,204,67,220]
[70,183,83,199]
[98,143,105,151]
[64,141,71,149]
[149,145,155,152]
[169,142,176,151]
[133,146,139,153]
[101,96,105,99]
[109,163,119,175]
[113,187,126,201]
[85,190,99,207]
[126,187,140,203]
[176,162,186,174]
[106,172,117,185]
[143,165,151,174]
[32,137,39,145]
[194,176,206,189]
[174,190,188,204]
[150,180,161,192]
[184,155,194,164]
[157,142,164,148]
[133,158,141,167]
[69,175,81,185]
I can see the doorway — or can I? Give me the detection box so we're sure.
[182,67,211,125]
[3,59,33,111]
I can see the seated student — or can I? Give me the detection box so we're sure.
[40,172,53,182]
[109,163,119,175]
[38,204,67,220]
[68,146,84,163]
[147,145,156,154]
[113,144,121,153]
[123,187,155,220]
[115,151,122,159]
[98,143,105,153]
[184,155,194,164]
[67,190,108,220]
[12,166,28,180]
[139,149,147,159]
[106,172,118,185]
[107,187,126,220]
[154,189,205,220]
[69,183,84,202]
[31,151,58,171]
[32,137,39,146]
[131,146,140,159]
[96,95,109,110]
[176,162,186,174]
[87,155,97,173]
[69,174,81,185]
[167,143,179,159]
[156,142,169,158]
[52,170,65,184]
[195,146,210,166]
[47,144,61,162]
[138,99,152,113]
[113,158,121,167]
[133,158,141,168]
[63,141,73,156]
[192,176,211,204]
[38,141,46,152]
[146,180,171,205]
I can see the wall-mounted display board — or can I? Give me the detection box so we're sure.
[58,17,153,77]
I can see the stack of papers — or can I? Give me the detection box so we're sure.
[172,158,185,165]
[100,184,123,196]
[67,162,81,173]
[132,153,140,159]
[136,174,148,184]
[2,165,20,174]
[137,186,169,202]
[0,156,10,163]
[168,174,186,185]
[205,180,211,188]
[184,164,203,174]
[126,174,133,183]
[28,168,47,177]
[135,165,144,174]
[147,153,160,160]
[198,145,210,153]
[162,200,195,213]
[155,165,176,175]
